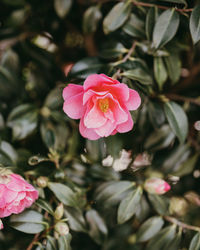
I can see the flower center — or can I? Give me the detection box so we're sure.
[99,98,109,113]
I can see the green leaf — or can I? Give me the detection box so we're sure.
[164,101,188,144]
[95,181,134,206]
[86,209,108,244]
[154,57,168,90]
[146,7,159,41]
[153,9,180,48]
[123,13,145,38]
[190,5,200,44]
[83,6,102,34]
[146,225,176,250]
[164,53,181,84]
[100,42,126,59]
[122,68,153,85]
[7,104,38,140]
[65,207,87,233]
[172,153,199,177]
[10,210,45,234]
[189,233,200,250]
[148,194,169,215]
[0,140,18,165]
[148,102,165,128]
[48,182,78,207]
[117,186,142,224]
[137,216,164,242]
[58,234,72,250]
[163,231,182,250]
[144,125,175,151]
[36,199,54,215]
[103,2,131,34]
[70,57,103,79]
[54,0,72,18]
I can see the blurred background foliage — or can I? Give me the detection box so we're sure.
[0,0,200,249]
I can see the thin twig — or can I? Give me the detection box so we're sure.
[122,41,137,63]
[166,93,200,106]
[26,233,40,250]
[164,216,200,232]
[131,0,193,12]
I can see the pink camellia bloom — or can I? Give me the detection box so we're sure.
[144,177,171,195]
[62,74,141,140]
[0,174,39,218]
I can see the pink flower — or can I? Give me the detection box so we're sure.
[144,178,171,195]
[62,74,141,140]
[0,174,38,218]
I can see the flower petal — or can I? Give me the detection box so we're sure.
[83,74,118,91]
[126,89,141,110]
[84,101,107,128]
[95,120,116,137]
[62,84,83,100]
[63,92,84,119]
[79,118,100,140]
[116,112,133,133]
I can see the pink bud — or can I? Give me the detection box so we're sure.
[0,219,3,230]
[144,178,171,195]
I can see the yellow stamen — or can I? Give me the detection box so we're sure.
[99,98,109,113]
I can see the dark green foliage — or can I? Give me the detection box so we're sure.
[0,0,200,250]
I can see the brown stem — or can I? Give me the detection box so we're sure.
[131,0,193,12]
[164,216,200,232]
[122,41,137,63]
[26,233,40,250]
[166,93,200,106]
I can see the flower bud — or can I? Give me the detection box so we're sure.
[55,222,69,236]
[144,178,171,195]
[36,176,48,188]
[54,203,64,220]
[0,219,3,230]
[169,197,188,216]
[184,191,200,206]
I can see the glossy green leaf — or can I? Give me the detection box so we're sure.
[173,153,199,177]
[83,6,102,34]
[0,140,18,165]
[137,216,164,242]
[122,68,153,85]
[117,186,142,224]
[163,231,182,250]
[70,57,103,79]
[190,5,200,44]
[148,194,169,215]
[95,181,134,206]
[146,225,176,250]
[7,104,38,140]
[58,234,72,250]
[36,199,54,215]
[189,233,200,250]
[164,53,181,84]
[153,9,180,48]
[65,207,87,233]
[54,0,72,18]
[164,101,188,144]
[146,7,159,41]
[10,210,45,234]
[123,13,145,38]
[100,42,126,59]
[86,209,108,244]
[48,182,78,207]
[154,57,168,90]
[103,2,131,34]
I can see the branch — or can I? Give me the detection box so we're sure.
[164,216,200,232]
[131,1,193,13]
[166,93,200,106]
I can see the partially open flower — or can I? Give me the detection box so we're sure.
[0,173,38,218]
[144,177,171,195]
[63,74,141,140]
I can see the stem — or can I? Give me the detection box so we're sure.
[164,216,200,232]
[166,93,200,106]
[26,233,40,250]
[131,0,193,12]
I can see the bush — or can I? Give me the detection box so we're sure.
[0,0,200,249]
